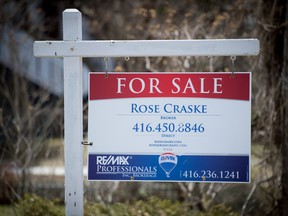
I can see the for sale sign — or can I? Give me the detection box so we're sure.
[87,72,251,182]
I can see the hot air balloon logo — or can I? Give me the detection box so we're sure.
[158,153,178,178]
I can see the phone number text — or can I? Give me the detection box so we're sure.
[132,123,204,133]
[181,170,240,180]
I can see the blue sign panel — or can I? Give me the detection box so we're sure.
[88,154,249,182]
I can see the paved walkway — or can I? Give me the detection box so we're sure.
[29,166,88,177]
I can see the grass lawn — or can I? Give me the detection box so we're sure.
[0,205,65,216]
[0,205,17,216]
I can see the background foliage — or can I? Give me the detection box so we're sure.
[0,0,287,215]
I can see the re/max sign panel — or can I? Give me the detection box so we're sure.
[88,72,251,183]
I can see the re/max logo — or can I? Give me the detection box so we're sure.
[160,155,176,161]
[96,155,129,165]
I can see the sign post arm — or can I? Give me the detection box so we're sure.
[34,39,260,57]
[63,9,84,215]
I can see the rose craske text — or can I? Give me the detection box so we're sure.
[131,103,207,114]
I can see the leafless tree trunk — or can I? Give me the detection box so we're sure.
[259,0,288,215]
[282,1,288,215]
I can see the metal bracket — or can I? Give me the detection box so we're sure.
[81,141,93,146]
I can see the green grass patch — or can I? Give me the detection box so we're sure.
[2,194,238,216]
[0,205,17,216]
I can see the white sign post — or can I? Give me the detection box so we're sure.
[62,10,83,216]
[33,8,259,216]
